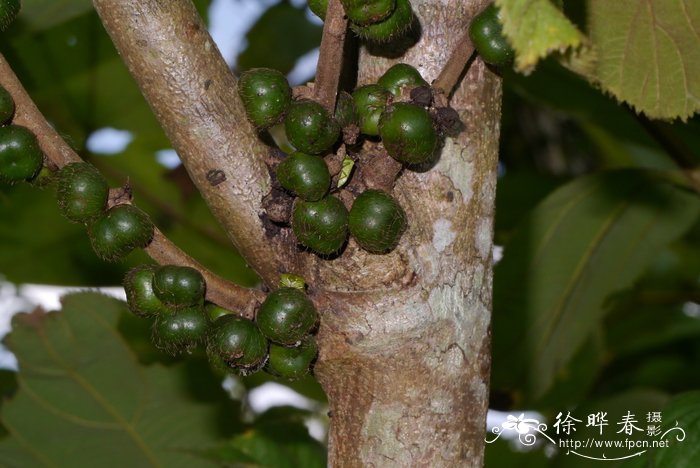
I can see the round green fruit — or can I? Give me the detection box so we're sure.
[377,63,428,96]
[266,338,318,380]
[153,265,206,308]
[352,84,390,136]
[468,4,514,67]
[152,306,210,355]
[334,91,358,128]
[284,100,340,155]
[207,315,269,370]
[256,287,318,346]
[341,0,395,26]
[292,196,349,255]
[0,85,15,124]
[88,204,154,261]
[0,0,20,31]
[350,0,413,42]
[56,162,109,223]
[0,125,43,183]
[124,265,170,318]
[238,68,292,130]
[379,102,437,164]
[277,152,330,201]
[205,303,235,321]
[349,189,407,253]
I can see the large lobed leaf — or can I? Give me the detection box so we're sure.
[0,293,240,467]
[495,0,587,73]
[492,170,700,402]
[587,0,700,121]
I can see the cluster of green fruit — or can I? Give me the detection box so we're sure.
[309,0,416,43]
[125,266,319,380]
[237,61,449,255]
[57,163,155,261]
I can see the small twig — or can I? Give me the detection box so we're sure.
[432,28,476,105]
[633,111,700,195]
[0,52,264,318]
[313,0,348,112]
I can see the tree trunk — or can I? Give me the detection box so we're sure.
[313,0,501,465]
[92,0,501,464]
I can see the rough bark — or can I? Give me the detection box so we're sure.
[313,0,500,465]
[92,0,303,287]
[92,0,500,465]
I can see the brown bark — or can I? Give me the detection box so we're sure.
[92,0,500,465]
[313,0,500,465]
[92,0,303,287]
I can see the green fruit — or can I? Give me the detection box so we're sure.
[238,68,292,129]
[341,0,395,26]
[284,100,340,155]
[379,102,437,164]
[56,162,109,223]
[349,189,407,253]
[377,63,428,96]
[0,125,43,183]
[152,306,210,355]
[256,287,318,345]
[352,84,390,136]
[266,338,318,380]
[292,196,349,255]
[153,265,206,307]
[277,152,330,201]
[124,265,170,318]
[468,4,514,67]
[0,85,14,124]
[207,315,269,371]
[308,0,328,20]
[0,0,20,31]
[88,204,154,261]
[350,0,414,42]
[205,303,235,321]
[334,91,358,128]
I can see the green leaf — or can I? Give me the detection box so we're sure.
[336,157,354,189]
[0,292,242,467]
[492,170,700,402]
[642,392,700,466]
[204,407,326,468]
[495,0,586,73]
[280,274,306,290]
[237,1,322,75]
[586,0,700,121]
[15,0,92,33]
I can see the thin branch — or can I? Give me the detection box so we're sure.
[0,52,265,317]
[92,0,303,287]
[633,112,700,195]
[313,0,348,112]
[432,28,476,103]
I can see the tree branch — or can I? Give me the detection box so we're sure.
[432,28,475,102]
[313,0,348,111]
[0,51,265,317]
[92,0,303,286]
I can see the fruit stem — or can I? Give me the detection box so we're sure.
[0,52,266,317]
[313,0,348,112]
[432,28,476,102]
